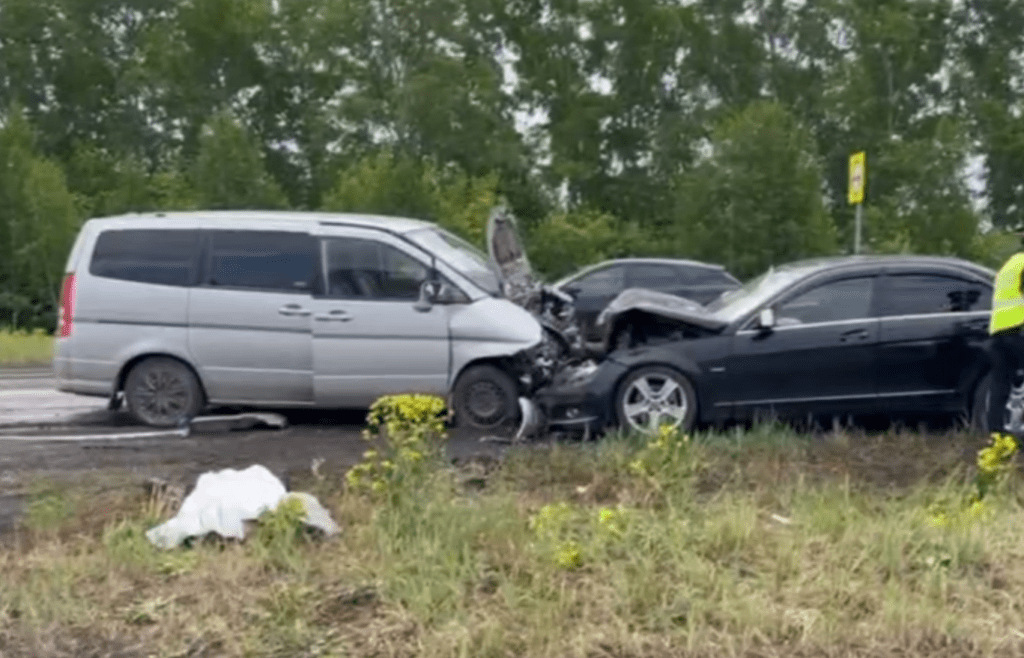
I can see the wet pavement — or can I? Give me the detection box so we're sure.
[0,368,107,427]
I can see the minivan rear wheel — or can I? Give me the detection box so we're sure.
[453,365,520,430]
[125,357,204,428]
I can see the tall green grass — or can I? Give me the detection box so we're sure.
[0,328,53,366]
[2,426,1022,658]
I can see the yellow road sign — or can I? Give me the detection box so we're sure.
[848,151,866,205]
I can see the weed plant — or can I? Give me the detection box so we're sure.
[2,409,1024,657]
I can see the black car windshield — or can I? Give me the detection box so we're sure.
[705,265,820,323]
[406,226,502,296]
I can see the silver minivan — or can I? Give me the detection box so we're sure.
[54,211,547,428]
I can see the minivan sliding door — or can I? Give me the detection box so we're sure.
[187,230,317,405]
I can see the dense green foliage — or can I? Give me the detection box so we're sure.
[1,0,1022,328]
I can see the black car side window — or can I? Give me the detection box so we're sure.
[776,277,874,325]
[630,264,681,289]
[572,266,626,295]
[877,274,992,316]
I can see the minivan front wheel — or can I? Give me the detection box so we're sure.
[125,357,204,427]
[453,364,520,430]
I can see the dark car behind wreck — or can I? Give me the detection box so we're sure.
[536,255,997,435]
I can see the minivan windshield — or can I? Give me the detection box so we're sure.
[407,227,502,296]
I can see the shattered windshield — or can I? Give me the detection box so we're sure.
[705,265,818,323]
[407,226,502,296]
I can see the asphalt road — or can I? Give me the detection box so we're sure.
[0,367,514,534]
[0,367,108,426]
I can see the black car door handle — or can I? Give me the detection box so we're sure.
[839,328,869,342]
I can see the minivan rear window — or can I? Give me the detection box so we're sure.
[206,230,317,293]
[90,229,202,286]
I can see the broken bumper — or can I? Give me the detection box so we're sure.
[533,359,629,433]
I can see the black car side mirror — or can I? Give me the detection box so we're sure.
[757,308,776,332]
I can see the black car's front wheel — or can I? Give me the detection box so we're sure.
[615,366,697,435]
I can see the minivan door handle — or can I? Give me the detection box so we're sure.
[278,304,312,317]
[314,309,353,322]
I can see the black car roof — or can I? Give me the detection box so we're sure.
[771,254,995,279]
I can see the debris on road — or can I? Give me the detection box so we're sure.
[145,464,339,549]
[0,427,191,442]
[189,412,289,433]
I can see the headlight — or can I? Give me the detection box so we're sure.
[555,360,600,388]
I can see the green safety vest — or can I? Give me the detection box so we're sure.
[990,252,1024,334]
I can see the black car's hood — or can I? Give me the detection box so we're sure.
[596,288,730,332]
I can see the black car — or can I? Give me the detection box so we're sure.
[538,255,996,435]
[554,258,740,342]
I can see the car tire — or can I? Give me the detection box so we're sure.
[968,372,991,434]
[124,357,204,428]
[615,366,697,435]
[452,364,520,430]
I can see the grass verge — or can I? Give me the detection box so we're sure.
[0,329,53,366]
[1,423,1022,657]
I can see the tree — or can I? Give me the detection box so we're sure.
[0,110,82,328]
[864,121,978,257]
[321,150,500,247]
[191,110,286,209]
[675,102,837,279]
[953,0,1024,229]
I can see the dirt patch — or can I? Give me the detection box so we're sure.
[0,408,509,536]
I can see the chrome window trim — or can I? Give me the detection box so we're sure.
[735,317,876,336]
[877,310,989,322]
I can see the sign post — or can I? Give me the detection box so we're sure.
[848,151,866,254]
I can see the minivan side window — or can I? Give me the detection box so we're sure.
[90,229,202,286]
[323,237,428,300]
[206,230,317,293]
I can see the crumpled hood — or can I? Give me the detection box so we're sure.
[596,287,729,332]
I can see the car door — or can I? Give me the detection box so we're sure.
[188,229,317,405]
[723,274,880,417]
[874,269,992,412]
[561,265,628,341]
[309,228,451,407]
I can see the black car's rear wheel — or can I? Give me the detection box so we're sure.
[968,372,991,434]
[125,357,204,427]
[615,366,697,435]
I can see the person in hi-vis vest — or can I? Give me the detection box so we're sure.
[987,240,1024,441]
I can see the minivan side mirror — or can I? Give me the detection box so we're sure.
[757,308,775,332]
[414,280,441,313]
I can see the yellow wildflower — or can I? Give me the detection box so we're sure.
[555,541,583,570]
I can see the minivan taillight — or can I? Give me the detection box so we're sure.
[58,273,76,338]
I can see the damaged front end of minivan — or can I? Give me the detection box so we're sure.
[483,207,596,437]
[485,207,727,439]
